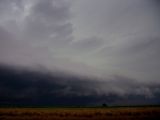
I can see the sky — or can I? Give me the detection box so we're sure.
[0,0,160,106]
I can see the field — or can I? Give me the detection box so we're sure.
[0,107,160,120]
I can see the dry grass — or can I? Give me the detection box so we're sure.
[0,107,160,120]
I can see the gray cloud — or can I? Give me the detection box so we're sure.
[0,65,160,106]
[71,0,160,81]
[0,0,74,67]
[24,0,72,44]
[0,0,160,104]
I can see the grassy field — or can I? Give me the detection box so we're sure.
[0,107,160,120]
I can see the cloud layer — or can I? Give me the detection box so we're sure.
[0,0,160,105]
[0,65,160,106]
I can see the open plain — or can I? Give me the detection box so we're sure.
[0,107,160,120]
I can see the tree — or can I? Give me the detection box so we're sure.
[102,103,107,107]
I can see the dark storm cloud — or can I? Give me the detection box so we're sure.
[0,65,160,106]
[0,0,160,106]
[0,0,159,79]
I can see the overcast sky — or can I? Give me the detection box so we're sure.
[0,0,160,101]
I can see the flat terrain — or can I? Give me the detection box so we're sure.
[0,107,160,120]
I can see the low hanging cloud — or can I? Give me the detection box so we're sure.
[0,65,160,106]
[0,0,160,105]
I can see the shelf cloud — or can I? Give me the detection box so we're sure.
[0,0,160,105]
